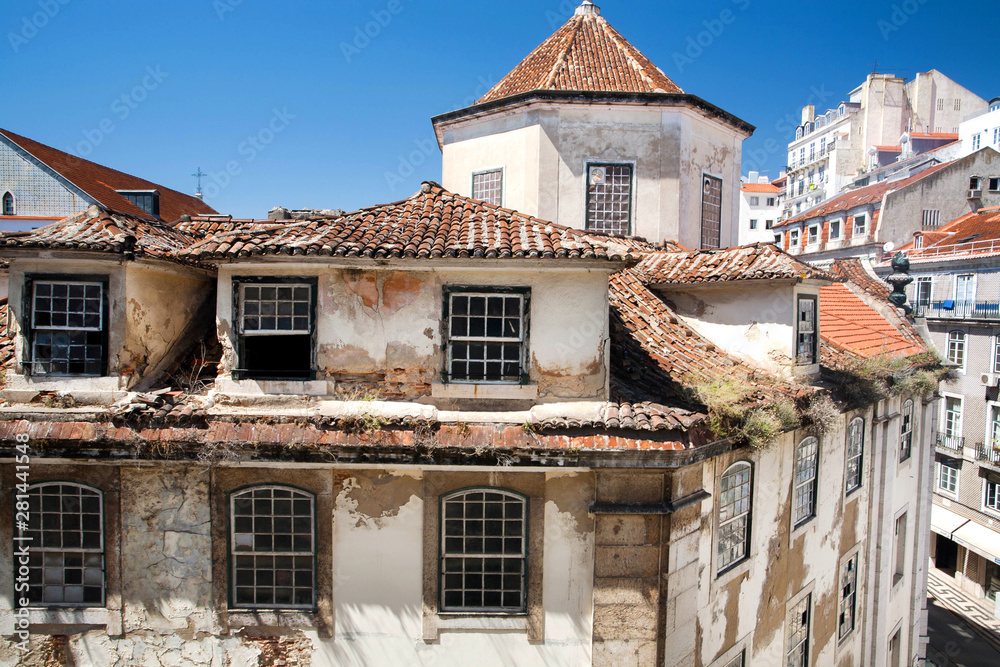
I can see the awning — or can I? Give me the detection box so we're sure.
[953,521,1000,565]
[931,504,969,536]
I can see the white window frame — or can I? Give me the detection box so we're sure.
[936,458,960,496]
[717,461,753,575]
[982,474,1000,517]
[955,274,976,306]
[853,215,867,237]
[793,437,819,527]
[807,225,819,245]
[973,134,982,151]
[471,167,505,207]
[790,230,800,246]
[915,277,933,309]
[238,283,313,336]
[942,393,964,442]
[845,418,864,495]
[984,402,1000,467]
[947,330,967,372]
[750,196,759,206]
[993,335,1000,374]
[829,219,842,240]
[229,485,316,611]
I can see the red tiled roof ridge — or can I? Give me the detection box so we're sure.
[635,243,836,285]
[477,8,683,105]
[0,128,218,222]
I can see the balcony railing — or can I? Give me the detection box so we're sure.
[908,238,1000,261]
[913,300,1000,320]
[935,432,965,452]
[976,442,1000,465]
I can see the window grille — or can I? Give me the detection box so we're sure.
[793,438,819,526]
[718,462,752,573]
[586,165,632,236]
[447,292,526,383]
[472,170,503,207]
[845,419,864,493]
[839,556,858,639]
[900,401,914,462]
[787,594,812,666]
[31,281,104,376]
[701,175,723,249]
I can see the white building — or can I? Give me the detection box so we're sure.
[957,96,1000,158]
[738,171,784,245]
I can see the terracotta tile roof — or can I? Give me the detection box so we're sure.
[874,145,902,152]
[907,132,959,140]
[634,244,835,286]
[477,3,683,105]
[0,129,217,222]
[820,283,926,359]
[829,258,891,299]
[742,183,782,193]
[777,161,953,229]
[897,209,1000,262]
[172,216,284,238]
[0,207,198,262]
[179,183,633,263]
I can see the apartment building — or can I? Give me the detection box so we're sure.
[738,171,784,245]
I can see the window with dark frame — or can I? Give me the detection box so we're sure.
[701,175,723,249]
[30,280,105,376]
[586,164,632,236]
[793,438,819,527]
[839,555,858,639]
[230,485,315,610]
[900,400,914,462]
[117,190,160,217]
[723,650,745,667]
[21,482,104,607]
[787,593,812,666]
[718,462,752,574]
[446,289,527,384]
[845,418,864,494]
[796,296,817,365]
[236,281,314,380]
[472,170,503,207]
[2,191,13,216]
[440,489,526,613]
[893,513,907,585]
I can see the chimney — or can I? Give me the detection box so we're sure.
[575,1,600,16]
[748,171,759,183]
[801,105,816,125]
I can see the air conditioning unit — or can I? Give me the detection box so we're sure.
[982,373,1000,387]
[969,189,983,199]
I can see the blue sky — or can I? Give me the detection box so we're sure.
[3,0,997,218]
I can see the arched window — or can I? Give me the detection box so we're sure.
[230,485,315,610]
[718,462,753,573]
[794,437,819,527]
[2,192,13,216]
[900,400,914,462]
[22,482,104,606]
[441,488,526,613]
[947,331,966,369]
[845,418,865,494]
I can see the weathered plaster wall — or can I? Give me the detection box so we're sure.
[216,265,611,401]
[440,102,746,248]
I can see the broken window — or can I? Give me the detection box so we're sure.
[796,296,817,365]
[21,482,104,607]
[586,164,633,236]
[440,488,526,613]
[839,555,858,639]
[445,288,527,384]
[472,169,504,207]
[845,418,864,494]
[786,593,812,666]
[236,281,315,380]
[793,437,819,527]
[30,279,106,376]
[900,400,914,462]
[701,175,723,249]
[230,486,315,610]
[718,461,752,574]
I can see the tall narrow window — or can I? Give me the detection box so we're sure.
[718,462,753,573]
[30,280,106,376]
[796,296,818,365]
[984,478,1000,513]
[22,483,104,606]
[937,459,959,495]
[853,215,867,237]
[787,594,812,666]
[793,438,819,527]
[2,191,13,216]
[839,555,858,639]
[947,331,966,369]
[921,210,941,227]
[441,489,527,613]
[845,418,864,494]
[943,396,963,446]
[889,629,902,667]
[230,486,315,610]
[829,220,841,240]
[994,336,1000,373]
[956,275,975,312]
[472,169,503,207]
[915,277,932,310]
[446,289,527,384]
[900,400,914,462]
[237,281,314,380]
[586,164,632,236]
[893,513,907,585]
[701,175,723,249]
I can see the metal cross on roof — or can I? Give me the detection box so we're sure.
[192,167,206,196]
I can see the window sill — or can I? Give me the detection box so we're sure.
[224,610,324,632]
[431,383,538,400]
[216,377,334,397]
[0,608,121,635]
[435,614,529,632]
[1,375,128,405]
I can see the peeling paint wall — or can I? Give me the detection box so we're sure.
[215,266,611,401]
[440,102,746,248]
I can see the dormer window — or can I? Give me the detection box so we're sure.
[29,279,107,377]
[444,287,528,384]
[790,230,800,246]
[2,191,13,216]
[235,280,316,380]
[853,215,867,237]
[117,190,160,217]
[808,225,819,245]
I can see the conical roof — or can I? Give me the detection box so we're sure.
[478,2,683,105]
